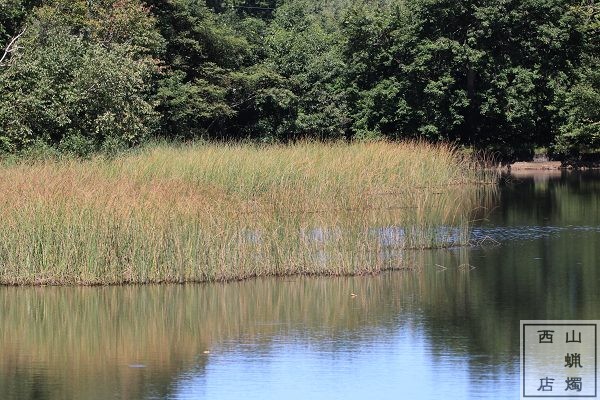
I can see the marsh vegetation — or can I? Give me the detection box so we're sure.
[0,141,493,285]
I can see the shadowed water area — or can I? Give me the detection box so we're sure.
[1,171,599,399]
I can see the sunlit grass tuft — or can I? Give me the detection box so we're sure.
[0,140,496,285]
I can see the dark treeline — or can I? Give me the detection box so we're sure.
[0,0,598,159]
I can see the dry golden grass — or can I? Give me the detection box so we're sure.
[0,140,495,285]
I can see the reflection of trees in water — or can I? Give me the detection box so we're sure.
[393,234,600,385]
[415,170,600,381]
[493,171,600,226]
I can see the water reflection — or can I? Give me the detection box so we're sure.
[1,171,599,399]
[0,267,517,400]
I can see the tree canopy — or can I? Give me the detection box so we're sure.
[0,0,598,159]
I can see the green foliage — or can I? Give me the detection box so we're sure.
[0,0,39,42]
[228,64,297,140]
[155,67,234,139]
[553,1,600,157]
[265,0,350,139]
[0,0,161,154]
[342,0,586,158]
[207,0,281,17]
[0,0,598,157]
[147,0,256,138]
[553,59,600,156]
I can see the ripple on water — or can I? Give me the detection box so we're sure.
[470,225,600,242]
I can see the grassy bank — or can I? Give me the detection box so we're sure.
[0,141,494,285]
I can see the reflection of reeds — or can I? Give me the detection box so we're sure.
[0,268,435,399]
[0,256,493,400]
[0,141,494,285]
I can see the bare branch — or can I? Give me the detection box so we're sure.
[0,28,27,67]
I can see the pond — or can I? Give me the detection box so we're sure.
[1,171,599,399]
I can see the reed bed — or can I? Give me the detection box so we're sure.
[0,141,495,285]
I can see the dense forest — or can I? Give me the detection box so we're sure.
[0,0,598,159]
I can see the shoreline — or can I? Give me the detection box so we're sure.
[509,161,600,170]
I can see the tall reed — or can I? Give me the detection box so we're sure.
[0,141,495,285]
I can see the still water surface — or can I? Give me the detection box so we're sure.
[1,171,599,399]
